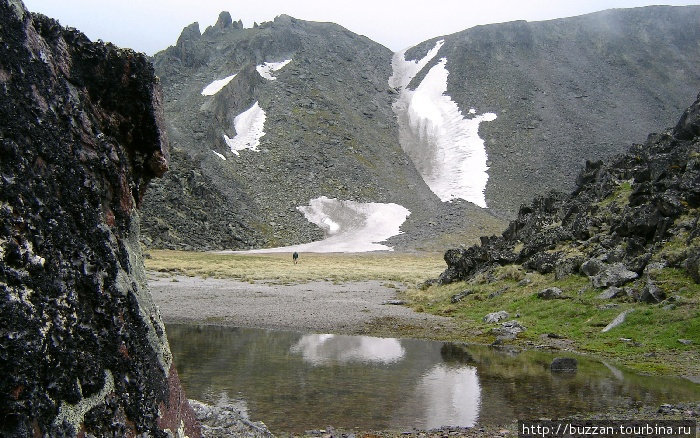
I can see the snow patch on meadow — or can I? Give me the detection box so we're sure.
[256,59,292,80]
[201,73,237,96]
[391,42,496,208]
[239,196,410,253]
[223,101,266,155]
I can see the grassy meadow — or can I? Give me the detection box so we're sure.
[145,250,446,286]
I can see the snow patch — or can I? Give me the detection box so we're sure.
[256,59,292,80]
[223,101,266,155]
[391,52,496,207]
[234,196,410,253]
[291,334,405,366]
[212,150,226,161]
[201,73,237,96]
[388,39,444,89]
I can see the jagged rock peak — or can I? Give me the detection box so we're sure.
[215,10,232,28]
[0,0,198,435]
[177,21,201,45]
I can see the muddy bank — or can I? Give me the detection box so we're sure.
[148,274,453,334]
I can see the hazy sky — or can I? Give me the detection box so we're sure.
[22,0,700,55]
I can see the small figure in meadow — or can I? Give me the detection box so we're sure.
[293,251,299,264]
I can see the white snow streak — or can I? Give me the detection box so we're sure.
[223,101,266,155]
[235,196,410,253]
[256,59,292,80]
[211,150,226,160]
[201,73,237,96]
[391,42,496,208]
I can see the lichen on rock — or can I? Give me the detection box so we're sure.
[0,1,198,436]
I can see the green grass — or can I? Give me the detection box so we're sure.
[403,265,700,376]
[145,250,445,286]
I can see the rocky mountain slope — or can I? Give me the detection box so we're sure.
[142,6,700,251]
[404,5,700,217]
[0,1,198,436]
[437,91,700,293]
[142,13,499,251]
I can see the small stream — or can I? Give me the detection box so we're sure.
[167,324,699,434]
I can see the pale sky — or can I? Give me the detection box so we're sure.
[22,0,700,55]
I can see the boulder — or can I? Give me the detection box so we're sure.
[597,287,624,300]
[639,280,666,303]
[537,287,564,299]
[492,320,526,339]
[550,357,578,372]
[581,258,605,277]
[483,311,509,323]
[592,263,638,288]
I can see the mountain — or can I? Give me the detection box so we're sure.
[437,91,699,291]
[0,1,198,436]
[141,6,700,251]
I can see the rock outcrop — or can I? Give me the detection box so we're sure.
[0,1,198,436]
[438,92,700,290]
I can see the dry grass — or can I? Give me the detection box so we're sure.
[145,250,446,286]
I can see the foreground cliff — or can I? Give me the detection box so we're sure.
[0,1,198,436]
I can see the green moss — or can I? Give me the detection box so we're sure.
[597,179,633,208]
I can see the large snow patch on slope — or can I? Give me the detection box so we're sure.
[391,42,496,208]
[237,197,410,253]
[201,73,237,96]
[223,101,266,155]
[256,59,292,80]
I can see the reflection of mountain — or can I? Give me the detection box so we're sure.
[290,334,405,365]
[167,325,700,433]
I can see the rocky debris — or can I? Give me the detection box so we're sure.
[383,300,406,305]
[537,287,565,299]
[451,289,474,303]
[483,310,509,323]
[437,92,700,292]
[0,2,198,436]
[189,400,273,438]
[678,339,693,345]
[601,309,635,333]
[492,320,526,340]
[550,357,578,372]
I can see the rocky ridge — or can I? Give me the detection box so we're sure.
[0,1,198,436]
[437,92,700,296]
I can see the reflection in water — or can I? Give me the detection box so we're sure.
[418,364,481,429]
[291,334,406,365]
[166,325,700,435]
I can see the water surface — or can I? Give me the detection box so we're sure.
[167,324,699,434]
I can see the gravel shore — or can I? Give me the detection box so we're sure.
[148,274,452,334]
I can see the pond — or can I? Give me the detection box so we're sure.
[167,324,699,434]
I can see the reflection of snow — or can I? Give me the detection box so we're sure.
[290,334,405,366]
[417,364,481,429]
[391,43,496,207]
[241,196,410,253]
[256,59,292,80]
[223,101,266,155]
[201,73,237,96]
[212,150,226,160]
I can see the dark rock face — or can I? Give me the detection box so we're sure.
[438,92,700,288]
[0,2,198,436]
